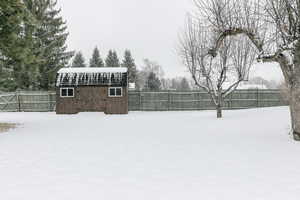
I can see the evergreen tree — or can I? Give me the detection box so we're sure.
[122,50,137,83]
[72,52,86,68]
[0,0,37,91]
[0,0,33,61]
[24,0,73,90]
[89,47,104,67]
[146,72,161,91]
[105,50,113,67]
[0,61,16,92]
[112,51,120,67]
[105,50,120,67]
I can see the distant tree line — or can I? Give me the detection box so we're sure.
[0,0,73,92]
[71,48,138,86]
[72,47,279,92]
[136,59,191,91]
[72,49,191,91]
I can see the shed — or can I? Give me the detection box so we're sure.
[55,67,128,114]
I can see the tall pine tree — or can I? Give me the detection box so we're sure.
[72,52,86,68]
[0,0,37,91]
[112,51,120,67]
[122,50,137,83]
[105,50,120,67]
[89,47,104,67]
[24,0,73,90]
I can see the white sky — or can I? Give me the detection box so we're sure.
[57,0,283,82]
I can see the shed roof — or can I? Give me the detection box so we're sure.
[57,67,128,74]
[56,67,128,87]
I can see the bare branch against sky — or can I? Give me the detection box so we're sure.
[57,0,283,80]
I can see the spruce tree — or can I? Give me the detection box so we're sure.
[105,50,114,67]
[0,0,37,91]
[72,52,86,68]
[24,0,73,90]
[89,47,104,67]
[0,61,16,91]
[146,72,161,91]
[112,51,120,67]
[122,50,137,83]
[105,50,120,67]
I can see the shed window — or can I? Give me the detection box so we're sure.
[60,88,74,97]
[109,87,122,97]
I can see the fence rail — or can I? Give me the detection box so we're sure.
[0,89,287,112]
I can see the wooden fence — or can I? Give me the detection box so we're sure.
[0,89,287,112]
[129,89,287,111]
[0,91,56,112]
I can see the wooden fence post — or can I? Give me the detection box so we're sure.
[229,92,232,109]
[256,89,259,108]
[48,91,51,112]
[168,90,170,111]
[139,91,142,111]
[16,90,21,112]
[198,91,201,110]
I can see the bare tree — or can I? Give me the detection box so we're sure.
[179,17,256,118]
[189,0,300,140]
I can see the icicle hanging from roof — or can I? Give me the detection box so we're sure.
[56,67,128,87]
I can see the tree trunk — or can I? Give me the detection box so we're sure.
[289,79,300,141]
[289,40,300,141]
[217,104,222,118]
[216,94,223,118]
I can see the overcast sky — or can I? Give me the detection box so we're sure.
[57,0,283,81]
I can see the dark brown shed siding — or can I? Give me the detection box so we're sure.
[105,93,128,114]
[56,86,128,114]
[56,88,78,114]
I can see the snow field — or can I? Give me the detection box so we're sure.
[0,107,300,200]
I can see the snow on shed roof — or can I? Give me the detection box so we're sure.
[57,67,128,74]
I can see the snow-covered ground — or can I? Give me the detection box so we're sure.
[1,107,300,200]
